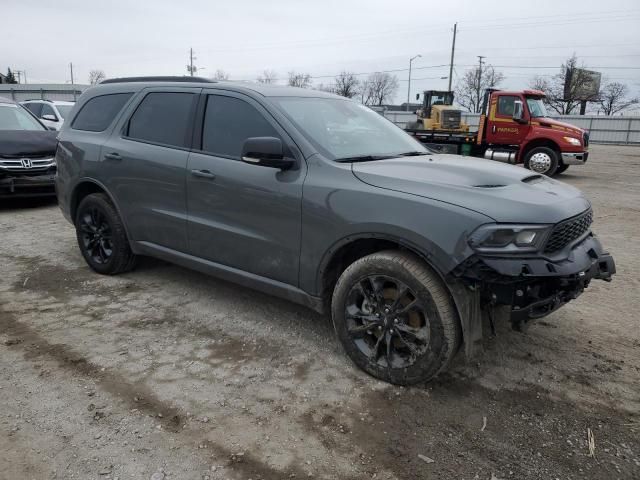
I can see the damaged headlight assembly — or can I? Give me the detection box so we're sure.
[468,224,552,254]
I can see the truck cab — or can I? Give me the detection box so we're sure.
[480,89,588,176]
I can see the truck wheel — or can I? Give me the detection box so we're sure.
[555,163,569,174]
[524,146,559,176]
[331,251,461,385]
[75,193,137,275]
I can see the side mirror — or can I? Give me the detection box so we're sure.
[42,114,58,122]
[512,100,525,123]
[241,137,294,170]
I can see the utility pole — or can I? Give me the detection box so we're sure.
[70,62,76,100]
[187,48,197,76]
[447,23,457,92]
[407,54,421,111]
[476,55,485,113]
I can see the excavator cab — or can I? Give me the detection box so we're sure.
[412,90,468,132]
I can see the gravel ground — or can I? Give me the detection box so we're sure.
[1,144,639,480]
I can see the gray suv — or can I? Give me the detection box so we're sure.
[55,77,615,385]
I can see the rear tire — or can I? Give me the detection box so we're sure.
[524,146,559,176]
[75,193,137,275]
[331,251,461,385]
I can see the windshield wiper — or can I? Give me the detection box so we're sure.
[395,151,430,157]
[334,154,394,163]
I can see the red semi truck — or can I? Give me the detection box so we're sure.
[405,89,589,176]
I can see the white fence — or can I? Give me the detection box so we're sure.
[380,110,640,145]
[0,84,88,102]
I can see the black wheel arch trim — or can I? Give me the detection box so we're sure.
[70,177,136,252]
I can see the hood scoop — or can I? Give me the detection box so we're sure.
[522,174,544,184]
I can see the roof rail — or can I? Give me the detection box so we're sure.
[101,76,215,84]
[22,99,53,102]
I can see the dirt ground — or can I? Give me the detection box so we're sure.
[1,144,639,480]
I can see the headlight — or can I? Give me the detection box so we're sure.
[468,224,552,253]
[563,136,582,146]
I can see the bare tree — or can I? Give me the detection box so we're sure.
[88,69,106,85]
[360,72,399,106]
[331,71,360,98]
[256,69,278,84]
[212,69,229,81]
[530,55,599,115]
[597,82,639,115]
[455,65,504,113]
[287,71,312,88]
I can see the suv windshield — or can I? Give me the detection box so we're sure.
[273,97,428,161]
[526,97,548,118]
[55,104,73,119]
[0,103,46,131]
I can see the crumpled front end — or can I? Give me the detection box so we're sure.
[453,208,616,331]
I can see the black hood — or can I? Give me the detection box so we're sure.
[0,130,58,158]
[352,154,591,224]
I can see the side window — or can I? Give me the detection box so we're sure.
[41,103,56,119]
[72,93,133,132]
[126,92,196,148]
[24,102,42,117]
[202,95,280,158]
[497,96,518,117]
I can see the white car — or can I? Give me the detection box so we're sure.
[21,100,75,130]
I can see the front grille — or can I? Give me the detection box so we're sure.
[0,157,56,174]
[583,131,589,147]
[441,110,461,129]
[544,209,593,254]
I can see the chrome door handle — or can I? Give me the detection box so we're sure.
[104,152,122,161]
[191,169,216,179]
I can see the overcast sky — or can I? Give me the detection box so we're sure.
[3,0,639,103]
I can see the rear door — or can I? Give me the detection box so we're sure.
[100,87,200,252]
[185,90,305,285]
[484,94,529,146]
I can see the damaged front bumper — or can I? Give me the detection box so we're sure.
[455,233,615,330]
[0,173,56,197]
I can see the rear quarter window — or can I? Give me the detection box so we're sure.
[71,93,133,132]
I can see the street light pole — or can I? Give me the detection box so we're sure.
[407,54,421,111]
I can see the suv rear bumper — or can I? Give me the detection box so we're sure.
[0,173,56,197]
[561,151,589,165]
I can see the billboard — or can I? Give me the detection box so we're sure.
[564,68,602,101]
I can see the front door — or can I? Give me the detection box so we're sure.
[186,91,305,286]
[484,94,530,146]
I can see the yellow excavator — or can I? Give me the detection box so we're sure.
[410,90,469,133]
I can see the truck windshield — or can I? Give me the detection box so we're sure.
[272,97,429,161]
[526,97,548,118]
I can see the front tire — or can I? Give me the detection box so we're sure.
[524,146,559,176]
[331,251,461,385]
[555,163,569,174]
[75,193,137,275]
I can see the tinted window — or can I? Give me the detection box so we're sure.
[497,96,518,116]
[72,93,133,132]
[41,103,56,119]
[202,95,279,158]
[24,102,43,117]
[126,92,196,148]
